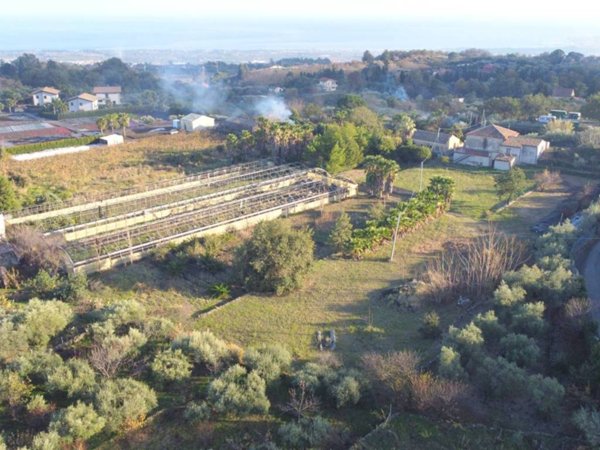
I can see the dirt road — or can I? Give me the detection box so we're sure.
[584,241,600,324]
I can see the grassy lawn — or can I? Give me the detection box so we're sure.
[195,213,473,362]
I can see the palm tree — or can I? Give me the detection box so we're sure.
[50,98,67,115]
[107,114,119,133]
[363,155,400,198]
[117,113,131,138]
[96,116,109,134]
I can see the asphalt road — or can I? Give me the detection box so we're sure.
[584,241,600,324]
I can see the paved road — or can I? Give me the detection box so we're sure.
[584,241,600,324]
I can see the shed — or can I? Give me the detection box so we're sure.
[99,134,124,146]
[181,114,216,132]
[493,155,516,171]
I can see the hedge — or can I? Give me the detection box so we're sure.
[7,136,98,155]
[38,105,142,120]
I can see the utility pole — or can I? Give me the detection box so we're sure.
[419,157,428,192]
[389,211,402,262]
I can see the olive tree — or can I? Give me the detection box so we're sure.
[47,358,96,398]
[172,330,232,372]
[95,378,157,431]
[151,349,192,384]
[207,365,270,417]
[235,221,314,295]
[244,344,292,382]
[49,402,105,441]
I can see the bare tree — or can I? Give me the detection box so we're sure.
[281,381,320,419]
[534,169,561,192]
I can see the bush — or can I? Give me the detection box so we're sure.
[15,350,63,384]
[183,401,212,423]
[329,212,353,254]
[151,349,192,384]
[88,327,147,378]
[419,311,442,339]
[476,356,528,399]
[511,302,546,337]
[473,310,506,342]
[278,416,335,449]
[8,227,66,277]
[101,299,146,327]
[31,431,62,450]
[235,221,315,295]
[7,136,97,155]
[394,144,432,164]
[528,374,565,416]
[438,346,466,380]
[47,358,96,398]
[172,330,232,372]
[25,270,61,299]
[448,323,484,357]
[330,375,361,408]
[499,333,541,368]
[207,364,270,417]
[95,378,157,432]
[243,344,292,382]
[49,402,105,441]
[0,175,19,212]
[573,407,600,447]
[18,299,73,348]
[0,369,32,418]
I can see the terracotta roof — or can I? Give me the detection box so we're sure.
[32,87,60,95]
[552,87,575,98]
[467,124,519,140]
[93,86,122,94]
[69,93,98,103]
[413,129,453,145]
[503,136,546,148]
[455,148,490,158]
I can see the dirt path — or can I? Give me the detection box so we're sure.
[584,241,600,324]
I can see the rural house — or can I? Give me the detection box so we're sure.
[453,124,548,168]
[68,93,99,112]
[32,87,60,106]
[180,113,216,132]
[552,87,575,98]
[318,78,338,92]
[92,86,122,105]
[412,129,463,156]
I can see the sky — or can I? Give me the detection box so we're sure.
[3,0,600,22]
[1,1,599,57]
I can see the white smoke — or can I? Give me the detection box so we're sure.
[254,96,292,122]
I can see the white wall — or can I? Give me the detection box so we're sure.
[69,99,98,112]
[33,92,58,106]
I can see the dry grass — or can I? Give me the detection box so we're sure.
[1,132,224,201]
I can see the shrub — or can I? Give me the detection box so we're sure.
[235,221,314,295]
[395,144,432,163]
[183,401,212,423]
[207,364,270,417]
[49,402,105,441]
[15,350,63,384]
[329,212,353,254]
[151,349,192,384]
[473,310,506,342]
[25,270,60,299]
[173,330,231,372]
[0,369,32,418]
[7,227,65,277]
[95,378,158,432]
[528,374,565,416]
[448,323,484,357]
[330,375,361,408]
[511,302,546,337]
[499,333,541,368]
[209,282,231,300]
[47,358,96,398]
[0,175,19,212]
[17,299,73,347]
[54,272,88,302]
[31,431,62,450]
[101,299,146,327]
[88,328,147,378]
[573,407,600,448]
[439,346,466,380]
[278,416,335,449]
[419,311,442,339]
[243,344,292,382]
[476,356,528,399]
[361,351,419,405]
[494,281,526,308]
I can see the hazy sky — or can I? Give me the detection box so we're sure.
[4,0,599,22]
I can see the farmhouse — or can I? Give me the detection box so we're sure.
[318,78,338,92]
[32,87,60,106]
[412,129,463,156]
[180,114,215,132]
[552,86,575,98]
[68,93,98,112]
[453,124,548,168]
[92,86,122,105]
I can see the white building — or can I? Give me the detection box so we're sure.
[32,87,60,106]
[318,78,338,92]
[454,124,549,168]
[68,93,99,112]
[180,114,215,132]
[99,134,124,146]
[92,86,122,106]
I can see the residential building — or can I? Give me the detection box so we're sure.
[92,86,122,105]
[412,129,463,156]
[68,93,98,112]
[453,124,548,168]
[32,87,60,106]
[552,87,575,98]
[318,78,338,92]
[180,113,215,132]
